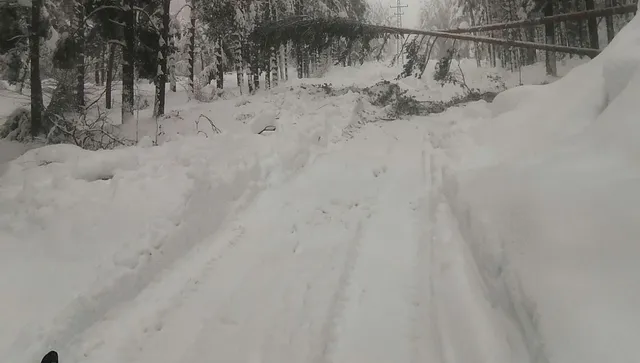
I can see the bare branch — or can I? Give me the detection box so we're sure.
[258,125,276,135]
[132,6,160,32]
[83,5,125,26]
[172,3,192,20]
[198,114,222,134]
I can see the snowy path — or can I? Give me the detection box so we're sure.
[61,121,440,363]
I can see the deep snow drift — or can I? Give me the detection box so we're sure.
[431,12,640,363]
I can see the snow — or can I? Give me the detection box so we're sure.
[0,90,30,121]
[52,121,437,363]
[1,138,265,360]
[0,139,40,176]
[248,110,277,134]
[0,79,376,363]
[2,13,640,363]
[430,12,640,363]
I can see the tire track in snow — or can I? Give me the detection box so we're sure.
[174,178,374,363]
[411,193,446,363]
[313,220,364,363]
[411,134,445,363]
[8,170,266,363]
[327,123,432,363]
[426,197,447,363]
[427,124,548,363]
[73,149,381,363]
[64,121,436,363]
[428,164,530,362]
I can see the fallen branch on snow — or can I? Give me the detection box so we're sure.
[195,114,222,138]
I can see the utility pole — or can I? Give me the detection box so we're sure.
[390,0,408,64]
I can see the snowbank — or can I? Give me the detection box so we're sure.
[0,137,267,362]
[432,13,640,363]
[310,57,585,103]
[0,139,39,176]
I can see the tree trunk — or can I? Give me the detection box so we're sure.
[526,26,536,64]
[207,53,215,85]
[269,0,278,87]
[468,6,481,67]
[323,46,330,72]
[188,0,196,94]
[169,26,177,92]
[585,0,599,49]
[295,0,303,79]
[304,46,310,77]
[264,52,271,89]
[544,0,557,76]
[252,63,260,91]
[216,37,224,89]
[252,46,260,90]
[246,64,254,93]
[296,43,303,78]
[284,42,289,81]
[234,34,243,94]
[122,0,135,124]
[270,47,278,87]
[30,0,43,136]
[246,42,254,94]
[200,52,205,79]
[605,0,616,43]
[574,0,584,50]
[75,0,85,109]
[106,43,115,109]
[99,45,106,86]
[279,45,285,81]
[154,0,170,117]
[483,0,496,67]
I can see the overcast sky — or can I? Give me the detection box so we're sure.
[170,0,423,29]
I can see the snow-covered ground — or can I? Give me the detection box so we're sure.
[1,15,639,363]
[428,14,640,363]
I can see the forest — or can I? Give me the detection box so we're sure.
[1,0,640,362]
[0,0,635,149]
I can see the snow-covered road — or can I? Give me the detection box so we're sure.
[5,14,640,361]
[60,121,440,363]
